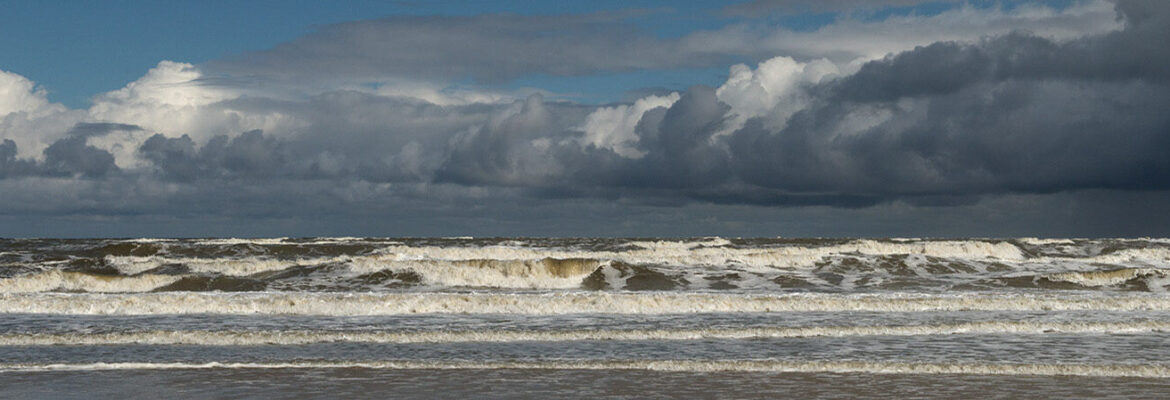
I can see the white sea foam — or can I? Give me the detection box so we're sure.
[1017,238,1078,245]
[1076,248,1170,267]
[375,239,1026,268]
[627,237,734,250]
[340,239,1028,287]
[0,271,181,294]
[45,239,1170,292]
[4,360,1169,377]
[2,292,1168,315]
[105,255,318,276]
[291,237,393,245]
[106,255,603,289]
[1047,268,1170,287]
[4,321,1167,346]
[345,258,602,289]
[123,238,180,243]
[192,238,291,246]
[104,239,1029,279]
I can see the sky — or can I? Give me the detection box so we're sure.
[0,0,1168,238]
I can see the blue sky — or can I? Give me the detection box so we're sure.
[0,0,1061,108]
[1,0,732,107]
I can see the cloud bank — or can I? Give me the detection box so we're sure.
[0,0,1166,237]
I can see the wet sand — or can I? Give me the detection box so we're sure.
[4,368,1170,399]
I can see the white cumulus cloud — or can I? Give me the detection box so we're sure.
[0,69,84,159]
[716,56,840,135]
[578,92,680,158]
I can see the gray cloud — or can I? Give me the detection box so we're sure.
[436,94,573,186]
[0,139,37,178]
[137,92,527,183]
[137,134,200,181]
[721,0,956,18]
[1,177,1166,238]
[209,12,729,85]
[725,0,1170,201]
[1,0,1166,237]
[120,1,1169,209]
[41,135,118,178]
[138,131,296,181]
[442,0,1167,205]
[65,122,143,138]
[209,1,1109,88]
[0,123,128,179]
[554,85,734,195]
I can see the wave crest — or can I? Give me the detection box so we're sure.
[3,292,1168,315]
[0,271,181,294]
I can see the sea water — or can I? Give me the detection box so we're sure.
[2,237,1170,398]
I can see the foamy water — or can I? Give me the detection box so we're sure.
[2,237,1170,396]
[3,320,1166,346]
[5,360,1169,377]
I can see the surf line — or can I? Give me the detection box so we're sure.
[3,321,1169,345]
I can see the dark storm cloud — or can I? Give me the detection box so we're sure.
[833,30,1170,104]
[138,130,293,181]
[434,87,733,197]
[562,86,732,191]
[137,134,200,181]
[41,135,118,178]
[628,86,730,188]
[435,94,567,186]
[724,0,1170,201]
[417,0,1168,205]
[0,123,129,179]
[0,139,37,178]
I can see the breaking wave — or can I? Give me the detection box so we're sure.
[368,239,1026,269]
[0,271,181,294]
[2,292,1168,315]
[1046,268,1170,292]
[103,238,1027,273]
[985,267,1170,292]
[345,258,603,289]
[3,237,1169,293]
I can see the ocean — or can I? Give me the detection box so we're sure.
[2,237,1170,398]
